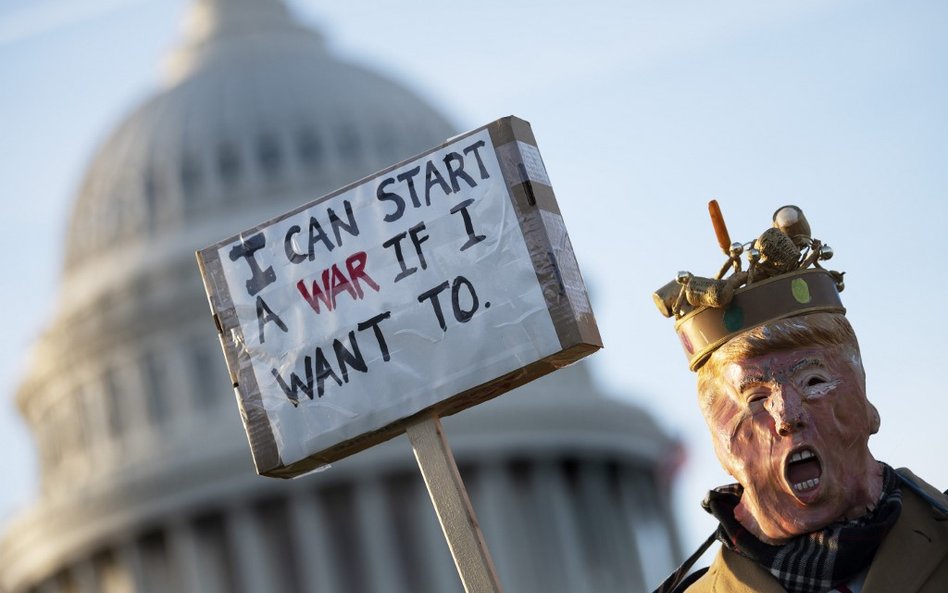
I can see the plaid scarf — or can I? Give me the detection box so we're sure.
[703,463,902,593]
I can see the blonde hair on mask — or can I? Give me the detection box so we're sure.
[696,313,861,410]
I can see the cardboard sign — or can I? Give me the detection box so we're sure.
[196,116,601,478]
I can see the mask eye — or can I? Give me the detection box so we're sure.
[745,391,769,408]
[801,373,835,399]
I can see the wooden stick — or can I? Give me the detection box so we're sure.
[406,415,504,593]
[708,199,732,255]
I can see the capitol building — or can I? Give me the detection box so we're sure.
[0,1,682,592]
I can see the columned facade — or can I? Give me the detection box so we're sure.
[0,1,682,591]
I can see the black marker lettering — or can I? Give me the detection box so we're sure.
[463,140,490,180]
[314,346,343,397]
[271,356,314,406]
[284,225,307,264]
[450,198,486,251]
[396,166,422,209]
[229,233,276,296]
[376,176,404,223]
[408,222,429,272]
[358,311,392,362]
[256,296,288,344]
[451,276,479,323]
[424,160,452,204]
[382,231,416,282]
[418,280,451,331]
[443,152,477,192]
[327,200,359,246]
[333,331,368,383]
[307,216,334,258]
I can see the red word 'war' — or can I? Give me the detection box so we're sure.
[296,251,380,315]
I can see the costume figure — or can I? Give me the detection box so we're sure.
[653,204,948,593]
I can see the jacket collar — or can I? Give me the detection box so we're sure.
[707,548,786,593]
[862,469,948,593]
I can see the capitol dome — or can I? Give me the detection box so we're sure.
[65,0,453,273]
[1,1,682,592]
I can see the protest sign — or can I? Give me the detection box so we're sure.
[196,116,601,479]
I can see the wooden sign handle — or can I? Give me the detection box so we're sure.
[406,415,504,593]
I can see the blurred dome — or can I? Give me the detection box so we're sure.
[1,1,682,592]
[63,0,452,276]
[13,0,457,544]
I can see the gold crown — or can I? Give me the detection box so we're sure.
[654,202,846,371]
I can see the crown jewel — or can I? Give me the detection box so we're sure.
[654,202,846,371]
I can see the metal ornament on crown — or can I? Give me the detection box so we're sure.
[652,202,846,371]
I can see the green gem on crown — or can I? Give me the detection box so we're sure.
[791,278,812,304]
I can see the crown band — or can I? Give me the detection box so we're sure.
[674,269,845,371]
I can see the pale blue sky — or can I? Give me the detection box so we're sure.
[2,0,947,561]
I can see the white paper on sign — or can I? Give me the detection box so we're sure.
[216,129,561,466]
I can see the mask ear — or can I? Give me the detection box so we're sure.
[868,403,880,435]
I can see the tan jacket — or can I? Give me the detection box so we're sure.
[686,469,948,593]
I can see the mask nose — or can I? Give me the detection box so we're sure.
[768,386,807,437]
